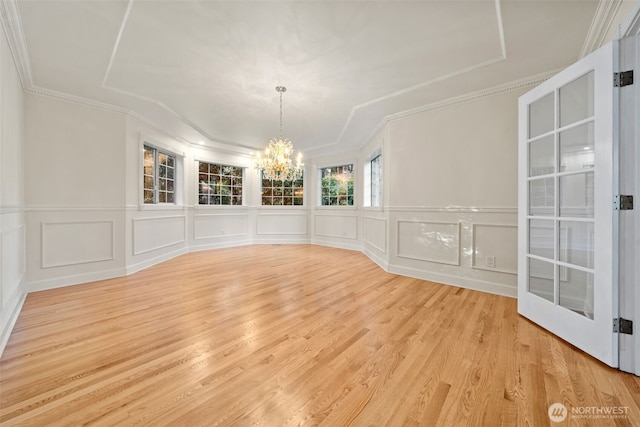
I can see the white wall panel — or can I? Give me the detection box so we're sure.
[194,213,249,239]
[472,224,517,274]
[363,216,386,252]
[256,213,307,235]
[133,216,186,255]
[314,215,357,240]
[397,220,460,265]
[42,221,115,268]
[2,225,25,305]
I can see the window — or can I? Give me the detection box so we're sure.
[144,145,176,204]
[261,174,304,206]
[320,164,354,206]
[370,155,382,206]
[198,162,244,205]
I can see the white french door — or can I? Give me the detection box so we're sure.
[518,41,618,366]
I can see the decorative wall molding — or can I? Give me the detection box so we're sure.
[0,0,32,89]
[387,206,517,214]
[2,224,26,283]
[41,220,115,268]
[471,223,518,275]
[314,214,358,240]
[397,220,461,266]
[357,70,560,151]
[25,205,131,212]
[132,215,186,255]
[363,216,387,253]
[193,213,249,240]
[581,0,626,57]
[255,213,307,236]
[0,205,25,215]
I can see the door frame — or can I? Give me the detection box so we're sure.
[617,15,640,375]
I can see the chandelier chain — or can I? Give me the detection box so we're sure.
[279,89,283,140]
[254,85,303,182]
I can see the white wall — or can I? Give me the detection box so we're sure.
[23,94,127,291]
[0,25,26,352]
[382,87,527,296]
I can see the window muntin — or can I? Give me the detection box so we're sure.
[144,145,176,204]
[321,164,354,206]
[198,162,243,205]
[261,174,304,206]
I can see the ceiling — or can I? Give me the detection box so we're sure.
[6,0,635,156]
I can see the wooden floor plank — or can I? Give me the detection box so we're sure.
[1,244,640,426]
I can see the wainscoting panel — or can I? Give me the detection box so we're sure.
[256,213,307,235]
[314,214,357,240]
[42,221,115,268]
[472,224,517,274]
[133,216,186,255]
[397,220,460,265]
[363,216,386,252]
[194,213,249,240]
[2,225,25,303]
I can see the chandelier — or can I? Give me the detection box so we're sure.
[255,86,304,181]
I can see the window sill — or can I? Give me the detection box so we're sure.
[194,204,249,210]
[315,205,358,211]
[363,206,384,212]
[139,204,186,211]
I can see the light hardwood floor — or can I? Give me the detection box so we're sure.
[1,244,639,426]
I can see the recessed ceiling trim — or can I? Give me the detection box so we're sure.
[334,0,507,147]
[342,69,561,156]
[0,0,33,89]
[102,0,133,86]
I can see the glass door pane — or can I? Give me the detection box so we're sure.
[518,40,616,367]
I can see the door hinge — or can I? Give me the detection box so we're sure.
[614,318,633,334]
[614,195,634,210]
[614,70,634,87]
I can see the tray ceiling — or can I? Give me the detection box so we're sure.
[9,0,627,155]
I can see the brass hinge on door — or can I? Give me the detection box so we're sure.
[614,195,634,210]
[614,70,634,87]
[614,318,633,334]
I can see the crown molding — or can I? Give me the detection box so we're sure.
[0,0,33,89]
[352,68,560,152]
[619,0,640,37]
[580,0,625,57]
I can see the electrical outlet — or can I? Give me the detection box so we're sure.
[486,256,496,268]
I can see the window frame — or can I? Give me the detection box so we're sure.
[140,140,183,209]
[197,161,245,207]
[317,162,356,208]
[260,172,305,207]
[370,154,382,207]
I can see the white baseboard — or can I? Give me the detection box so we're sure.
[362,248,390,271]
[126,247,189,276]
[0,286,27,357]
[387,264,517,298]
[310,238,363,252]
[26,266,129,293]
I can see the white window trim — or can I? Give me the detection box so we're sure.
[195,159,246,207]
[316,160,358,208]
[259,170,305,207]
[139,136,185,210]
